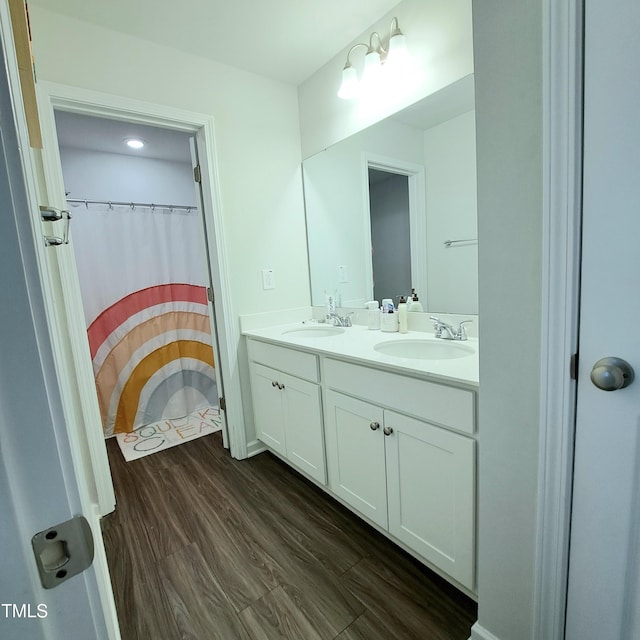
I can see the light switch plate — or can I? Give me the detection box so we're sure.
[338,265,348,283]
[261,268,275,290]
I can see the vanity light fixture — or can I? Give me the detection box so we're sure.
[337,17,409,100]
[124,137,145,150]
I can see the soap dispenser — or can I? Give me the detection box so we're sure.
[409,292,423,312]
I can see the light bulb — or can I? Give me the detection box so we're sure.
[361,49,382,94]
[385,32,409,69]
[124,138,145,149]
[337,63,359,99]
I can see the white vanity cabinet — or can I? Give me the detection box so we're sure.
[248,340,326,484]
[244,331,478,594]
[323,358,476,591]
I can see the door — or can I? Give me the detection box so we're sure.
[385,410,475,590]
[190,136,229,447]
[280,372,325,484]
[324,391,388,528]
[0,18,115,639]
[565,0,640,637]
[249,362,287,454]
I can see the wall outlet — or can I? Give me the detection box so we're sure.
[338,265,348,283]
[261,268,275,290]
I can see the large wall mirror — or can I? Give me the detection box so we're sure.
[303,73,478,314]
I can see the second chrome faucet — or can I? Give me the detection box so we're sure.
[429,316,472,341]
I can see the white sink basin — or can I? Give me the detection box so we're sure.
[374,339,474,360]
[282,326,345,338]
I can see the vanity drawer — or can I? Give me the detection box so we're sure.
[323,358,475,434]
[247,339,319,383]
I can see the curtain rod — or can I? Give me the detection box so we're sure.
[66,198,197,213]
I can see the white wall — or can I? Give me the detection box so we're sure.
[472,2,543,639]
[424,110,478,314]
[298,0,474,157]
[29,7,310,319]
[58,147,196,205]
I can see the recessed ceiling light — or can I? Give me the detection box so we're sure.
[124,137,145,149]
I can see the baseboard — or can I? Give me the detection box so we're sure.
[246,438,267,458]
[469,622,502,640]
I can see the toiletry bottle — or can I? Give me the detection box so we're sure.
[325,291,336,318]
[398,296,408,333]
[366,301,380,330]
[407,288,416,311]
[381,298,393,314]
[381,308,399,332]
[409,292,423,312]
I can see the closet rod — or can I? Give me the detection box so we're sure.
[66,198,197,212]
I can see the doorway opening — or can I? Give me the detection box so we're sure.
[53,110,227,462]
[368,168,411,303]
[35,84,245,530]
[362,155,427,306]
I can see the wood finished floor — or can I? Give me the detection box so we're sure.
[102,432,477,640]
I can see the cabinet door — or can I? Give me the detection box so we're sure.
[249,362,286,455]
[385,410,475,589]
[324,391,387,528]
[281,372,326,484]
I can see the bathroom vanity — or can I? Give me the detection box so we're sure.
[242,320,479,596]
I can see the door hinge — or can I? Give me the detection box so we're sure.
[206,286,214,303]
[193,164,202,183]
[570,352,579,380]
[219,396,226,411]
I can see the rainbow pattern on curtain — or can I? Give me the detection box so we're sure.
[87,283,217,436]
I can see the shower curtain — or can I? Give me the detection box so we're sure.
[69,201,217,437]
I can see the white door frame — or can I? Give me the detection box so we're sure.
[534,0,582,638]
[35,83,247,512]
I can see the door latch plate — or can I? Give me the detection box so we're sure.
[31,516,94,589]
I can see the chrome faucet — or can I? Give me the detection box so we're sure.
[429,316,472,341]
[327,312,353,327]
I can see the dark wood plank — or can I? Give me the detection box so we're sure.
[161,460,284,612]
[340,555,475,640]
[158,542,252,640]
[102,431,477,640]
[239,585,328,640]
[101,515,181,640]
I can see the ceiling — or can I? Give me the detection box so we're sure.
[30,0,404,85]
[54,111,194,163]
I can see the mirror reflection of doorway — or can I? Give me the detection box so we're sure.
[368,168,411,304]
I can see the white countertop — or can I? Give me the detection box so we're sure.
[242,321,479,388]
